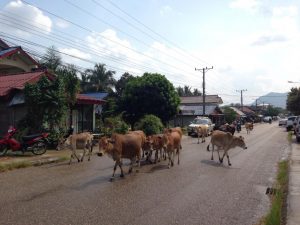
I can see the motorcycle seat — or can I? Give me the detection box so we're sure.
[22,134,43,141]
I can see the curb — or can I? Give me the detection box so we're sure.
[30,156,69,167]
[287,143,300,225]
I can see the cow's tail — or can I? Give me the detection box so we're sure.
[206,142,211,151]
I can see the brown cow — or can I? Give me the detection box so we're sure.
[127,130,148,159]
[245,122,254,134]
[196,125,208,144]
[57,132,94,164]
[146,134,168,163]
[98,133,142,181]
[207,130,247,166]
[163,127,183,151]
[162,131,181,168]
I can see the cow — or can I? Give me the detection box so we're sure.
[127,130,148,159]
[57,132,94,164]
[98,133,142,181]
[146,134,168,163]
[245,122,254,134]
[196,125,208,144]
[206,130,247,166]
[162,131,181,168]
[163,127,183,151]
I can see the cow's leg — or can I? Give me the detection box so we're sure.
[69,153,73,165]
[136,152,141,173]
[154,149,158,163]
[81,145,87,162]
[177,148,180,165]
[110,161,118,181]
[226,152,232,166]
[87,143,93,161]
[220,149,228,164]
[217,147,221,162]
[119,160,125,178]
[167,151,172,168]
[128,158,134,174]
[171,151,175,167]
[197,132,200,144]
[211,144,214,160]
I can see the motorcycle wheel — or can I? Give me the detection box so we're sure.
[32,141,47,155]
[0,144,8,156]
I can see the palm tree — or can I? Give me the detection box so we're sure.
[84,63,116,92]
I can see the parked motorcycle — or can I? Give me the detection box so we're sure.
[0,126,49,156]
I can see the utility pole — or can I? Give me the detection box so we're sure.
[195,66,213,116]
[236,89,247,109]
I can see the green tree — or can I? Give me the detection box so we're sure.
[134,114,164,136]
[40,46,62,73]
[222,106,237,124]
[24,76,67,132]
[265,105,280,117]
[82,63,116,92]
[121,73,180,127]
[287,87,300,115]
[193,88,202,96]
[57,65,80,106]
[115,72,134,98]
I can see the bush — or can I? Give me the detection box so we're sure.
[134,114,164,136]
[104,115,129,136]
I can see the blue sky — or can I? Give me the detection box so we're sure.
[1,0,300,105]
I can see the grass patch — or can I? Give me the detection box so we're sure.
[260,160,289,225]
[0,161,33,172]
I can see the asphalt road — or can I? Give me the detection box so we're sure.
[0,123,289,225]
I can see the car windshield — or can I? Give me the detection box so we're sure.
[192,118,209,124]
[288,117,296,121]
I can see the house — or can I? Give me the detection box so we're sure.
[0,39,105,135]
[174,95,224,127]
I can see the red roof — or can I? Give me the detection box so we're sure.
[0,71,48,97]
[76,94,105,105]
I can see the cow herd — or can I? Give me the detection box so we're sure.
[58,123,253,181]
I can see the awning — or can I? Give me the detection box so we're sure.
[76,94,106,105]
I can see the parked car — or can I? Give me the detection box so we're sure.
[263,116,272,123]
[293,116,300,142]
[187,117,215,136]
[278,117,287,126]
[286,116,297,131]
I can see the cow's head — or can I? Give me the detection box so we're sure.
[237,136,247,150]
[97,137,114,157]
[56,136,71,151]
[144,136,154,152]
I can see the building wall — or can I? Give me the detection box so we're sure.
[0,102,27,135]
[0,55,35,74]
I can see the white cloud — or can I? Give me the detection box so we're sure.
[59,48,91,63]
[160,5,173,16]
[55,19,70,29]
[0,0,52,37]
[229,0,261,13]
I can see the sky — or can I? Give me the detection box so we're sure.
[1,0,300,105]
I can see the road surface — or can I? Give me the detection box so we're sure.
[0,123,289,225]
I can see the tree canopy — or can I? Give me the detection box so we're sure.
[176,85,201,97]
[287,87,300,115]
[120,73,180,126]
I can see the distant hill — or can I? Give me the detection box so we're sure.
[253,92,287,109]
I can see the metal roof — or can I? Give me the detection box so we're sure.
[179,105,218,115]
[180,95,223,104]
